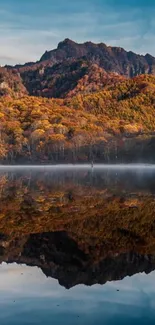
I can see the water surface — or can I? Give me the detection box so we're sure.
[0,165,155,324]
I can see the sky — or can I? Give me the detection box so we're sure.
[0,0,155,65]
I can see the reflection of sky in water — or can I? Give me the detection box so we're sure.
[0,264,155,324]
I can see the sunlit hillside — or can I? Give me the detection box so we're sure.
[0,74,155,163]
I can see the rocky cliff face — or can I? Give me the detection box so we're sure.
[40,38,155,77]
[4,38,155,99]
[0,67,27,97]
[17,39,155,99]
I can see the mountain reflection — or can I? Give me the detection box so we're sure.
[0,167,155,288]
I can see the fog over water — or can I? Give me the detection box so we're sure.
[0,163,155,170]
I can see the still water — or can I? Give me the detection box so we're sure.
[0,165,155,324]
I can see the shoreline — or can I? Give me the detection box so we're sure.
[0,163,155,170]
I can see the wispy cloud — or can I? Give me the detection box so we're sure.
[0,0,155,65]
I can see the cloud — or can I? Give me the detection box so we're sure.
[0,0,155,65]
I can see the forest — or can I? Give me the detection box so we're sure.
[0,73,155,163]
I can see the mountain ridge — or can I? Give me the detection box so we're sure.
[34,38,155,77]
[5,38,155,77]
[2,38,155,100]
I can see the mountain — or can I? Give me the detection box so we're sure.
[0,39,155,163]
[39,38,155,77]
[4,38,155,99]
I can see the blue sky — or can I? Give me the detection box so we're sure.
[0,0,155,65]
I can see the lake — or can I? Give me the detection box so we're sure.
[0,165,155,324]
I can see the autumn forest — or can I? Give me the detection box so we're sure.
[0,39,155,164]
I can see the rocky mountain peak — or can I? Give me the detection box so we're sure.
[57,38,77,49]
[39,39,155,78]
